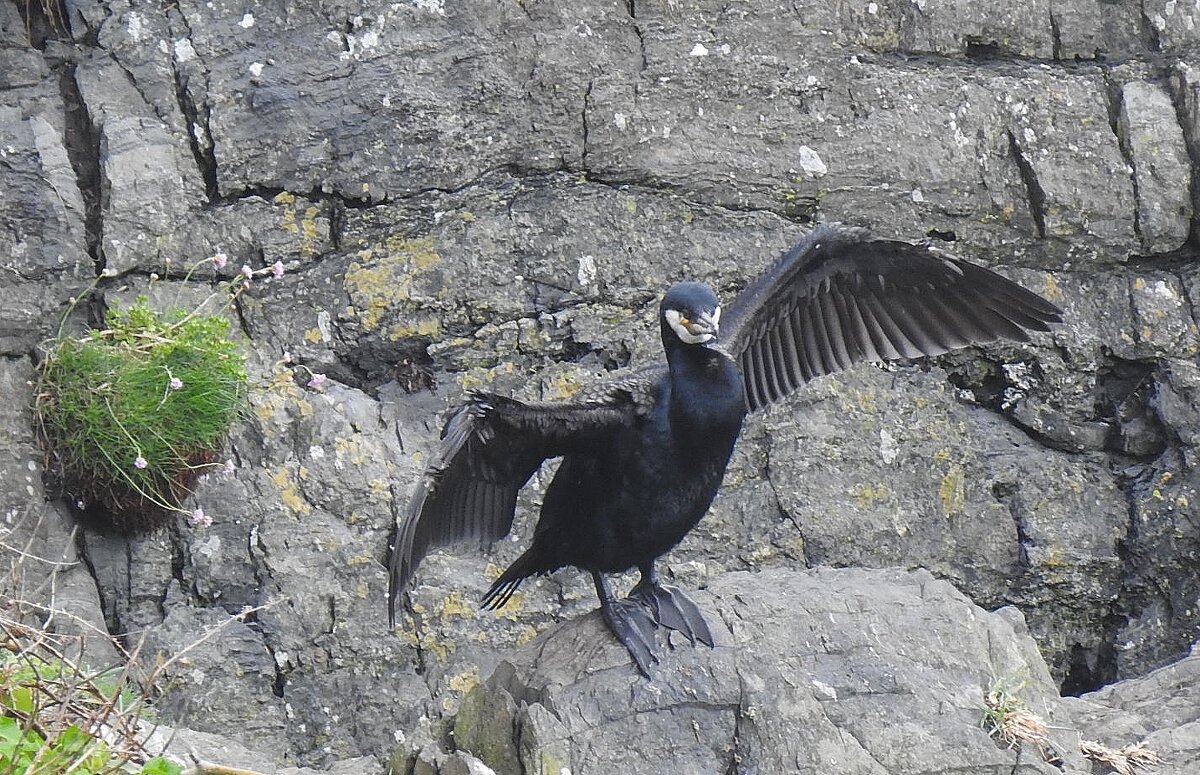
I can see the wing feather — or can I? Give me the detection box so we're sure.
[776,312,806,388]
[719,225,1063,412]
[819,291,854,370]
[388,371,657,627]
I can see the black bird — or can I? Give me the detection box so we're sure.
[387,224,1062,675]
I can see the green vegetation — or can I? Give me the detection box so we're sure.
[0,652,181,775]
[981,677,1060,764]
[35,295,247,532]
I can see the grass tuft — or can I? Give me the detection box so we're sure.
[982,678,1163,773]
[981,678,1061,764]
[35,296,247,532]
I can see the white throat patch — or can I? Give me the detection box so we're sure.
[665,307,719,345]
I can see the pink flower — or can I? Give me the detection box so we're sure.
[189,508,213,527]
[241,264,253,280]
[169,376,183,390]
[212,252,228,269]
[307,373,327,389]
[271,260,285,278]
[224,459,236,475]
[133,456,148,469]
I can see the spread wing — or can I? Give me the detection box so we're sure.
[388,366,665,626]
[718,224,1063,412]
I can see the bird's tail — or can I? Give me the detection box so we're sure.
[481,549,546,611]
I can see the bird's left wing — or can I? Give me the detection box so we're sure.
[718,224,1063,412]
[388,367,664,626]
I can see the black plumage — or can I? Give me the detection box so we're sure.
[388,224,1063,675]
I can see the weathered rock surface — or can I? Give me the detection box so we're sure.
[3,0,1200,770]
[441,567,1086,775]
[1064,646,1200,775]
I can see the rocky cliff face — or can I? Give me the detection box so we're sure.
[3,0,1200,771]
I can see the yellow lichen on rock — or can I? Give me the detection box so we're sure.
[447,667,480,695]
[939,464,966,516]
[853,482,892,508]
[270,465,313,516]
[438,591,478,620]
[344,236,443,336]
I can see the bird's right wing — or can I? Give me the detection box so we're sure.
[388,368,663,626]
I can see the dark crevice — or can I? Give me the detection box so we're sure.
[1055,466,1146,696]
[963,37,1004,60]
[268,644,287,698]
[165,7,219,201]
[1060,632,1119,695]
[168,64,218,199]
[225,162,821,227]
[72,527,118,635]
[1094,353,1167,459]
[1110,454,1200,681]
[1165,66,1200,249]
[230,290,256,345]
[1125,241,1200,271]
[54,61,104,270]
[1139,4,1164,54]
[215,184,376,210]
[942,355,1076,452]
[991,480,1031,568]
[326,339,436,397]
[1048,11,1063,62]
[1007,130,1047,239]
[329,198,345,251]
[166,521,191,607]
[14,0,66,50]
[1107,74,1145,250]
[245,527,287,698]
[863,47,1120,72]
[626,0,648,73]
[581,79,593,172]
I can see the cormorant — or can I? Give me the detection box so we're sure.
[387,224,1062,676]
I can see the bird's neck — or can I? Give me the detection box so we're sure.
[665,343,746,436]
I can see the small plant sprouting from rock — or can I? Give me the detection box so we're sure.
[34,256,284,533]
[981,678,1061,764]
[982,678,1163,773]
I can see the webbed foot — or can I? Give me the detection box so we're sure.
[599,597,659,678]
[630,573,715,648]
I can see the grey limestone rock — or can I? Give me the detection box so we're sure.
[447,567,1085,775]
[0,10,91,351]
[1062,645,1200,775]
[1117,80,1192,255]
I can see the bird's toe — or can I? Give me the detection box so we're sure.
[631,583,714,648]
[601,598,660,677]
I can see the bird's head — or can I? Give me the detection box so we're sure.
[660,282,721,347]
